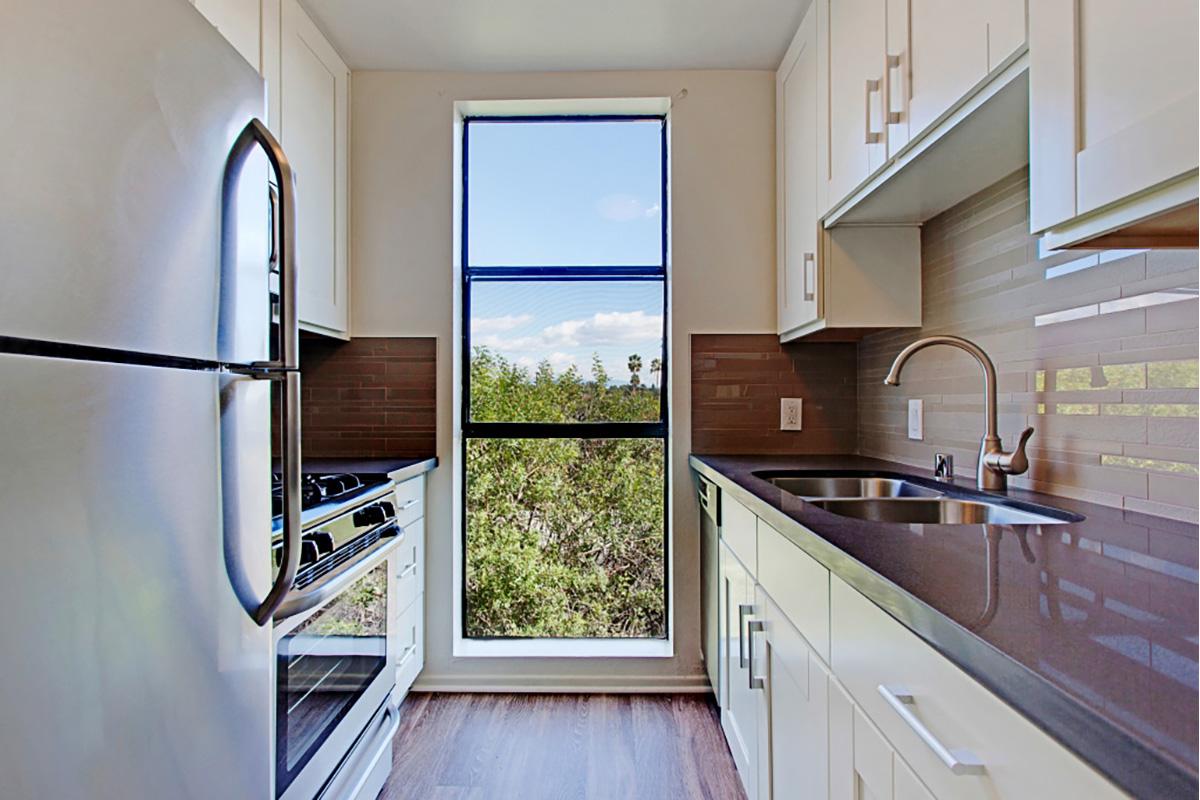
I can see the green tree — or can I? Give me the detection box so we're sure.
[628,354,643,387]
[649,357,662,388]
[465,347,665,638]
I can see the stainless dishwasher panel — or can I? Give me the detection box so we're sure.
[697,473,721,702]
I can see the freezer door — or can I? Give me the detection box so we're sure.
[0,354,273,799]
[0,0,268,362]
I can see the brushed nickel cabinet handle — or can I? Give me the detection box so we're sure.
[803,252,816,302]
[877,685,985,775]
[885,53,905,124]
[737,603,753,668]
[865,78,883,144]
[747,620,765,690]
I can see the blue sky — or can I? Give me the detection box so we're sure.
[467,121,664,385]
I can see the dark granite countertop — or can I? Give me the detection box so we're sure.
[690,453,1198,799]
[300,456,437,483]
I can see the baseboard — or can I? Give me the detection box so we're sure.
[411,672,713,694]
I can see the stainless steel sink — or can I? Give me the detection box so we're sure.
[756,474,943,499]
[753,469,1083,525]
[809,497,1079,526]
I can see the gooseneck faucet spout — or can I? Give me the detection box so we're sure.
[884,335,1033,492]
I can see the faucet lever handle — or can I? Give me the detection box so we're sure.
[1011,426,1034,472]
[987,426,1034,476]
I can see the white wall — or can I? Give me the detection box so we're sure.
[351,69,776,689]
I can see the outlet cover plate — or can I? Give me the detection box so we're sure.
[908,398,924,440]
[781,398,803,431]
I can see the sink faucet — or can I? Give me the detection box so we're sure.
[883,335,1034,492]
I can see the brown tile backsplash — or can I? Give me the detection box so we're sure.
[275,336,436,459]
[858,169,1199,522]
[691,334,857,454]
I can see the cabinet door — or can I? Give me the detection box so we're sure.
[721,544,760,799]
[828,0,888,207]
[907,0,986,141]
[832,677,931,800]
[762,590,829,800]
[883,0,910,157]
[777,6,821,335]
[281,0,350,336]
[1030,0,1199,234]
[986,0,1026,72]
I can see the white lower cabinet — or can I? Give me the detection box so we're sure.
[721,541,761,799]
[829,676,934,800]
[703,482,1130,800]
[392,477,426,704]
[758,587,830,800]
[830,576,1127,800]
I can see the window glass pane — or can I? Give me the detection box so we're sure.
[466,120,663,267]
[469,280,664,422]
[465,437,665,638]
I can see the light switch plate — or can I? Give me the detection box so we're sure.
[908,399,924,440]
[781,398,803,431]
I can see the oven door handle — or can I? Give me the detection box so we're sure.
[274,533,402,624]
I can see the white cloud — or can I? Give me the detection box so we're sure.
[516,352,578,374]
[477,310,662,353]
[471,313,533,334]
[596,193,660,222]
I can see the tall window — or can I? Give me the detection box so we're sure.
[461,116,668,641]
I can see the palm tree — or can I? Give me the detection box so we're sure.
[649,357,662,388]
[627,354,643,388]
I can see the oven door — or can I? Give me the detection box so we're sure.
[274,545,399,800]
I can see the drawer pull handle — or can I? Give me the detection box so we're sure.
[737,604,753,668]
[747,620,765,691]
[397,498,419,511]
[399,561,418,578]
[877,685,985,775]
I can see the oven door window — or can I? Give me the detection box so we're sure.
[275,562,389,796]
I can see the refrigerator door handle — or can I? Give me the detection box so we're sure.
[223,118,298,372]
[222,118,302,625]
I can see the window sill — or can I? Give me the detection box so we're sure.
[453,637,674,659]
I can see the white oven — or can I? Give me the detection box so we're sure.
[273,520,402,800]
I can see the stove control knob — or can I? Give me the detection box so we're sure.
[298,539,320,567]
[304,531,335,557]
[354,501,395,527]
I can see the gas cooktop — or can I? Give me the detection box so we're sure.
[271,472,390,518]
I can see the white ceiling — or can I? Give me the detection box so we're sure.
[299,0,811,72]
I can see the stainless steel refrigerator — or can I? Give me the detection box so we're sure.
[0,1,302,797]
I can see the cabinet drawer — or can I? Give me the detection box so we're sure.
[757,519,830,663]
[395,517,424,614]
[830,577,1126,799]
[395,593,423,696]
[720,495,757,576]
[392,475,424,528]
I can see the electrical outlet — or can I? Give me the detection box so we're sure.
[908,398,924,440]
[781,398,803,431]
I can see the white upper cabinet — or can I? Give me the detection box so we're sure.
[777,4,821,335]
[192,0,350,336]
[1030,0,1199,249]
[281,0,350,336]
[827,0,888,209]
[907,0,986,140]
[987,0,1026,72]
[777,1,921,341]
[818,0,1028,227]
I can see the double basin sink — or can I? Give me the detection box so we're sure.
[756,471,1083,526]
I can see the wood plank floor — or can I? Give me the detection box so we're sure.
[380,693,747,800]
